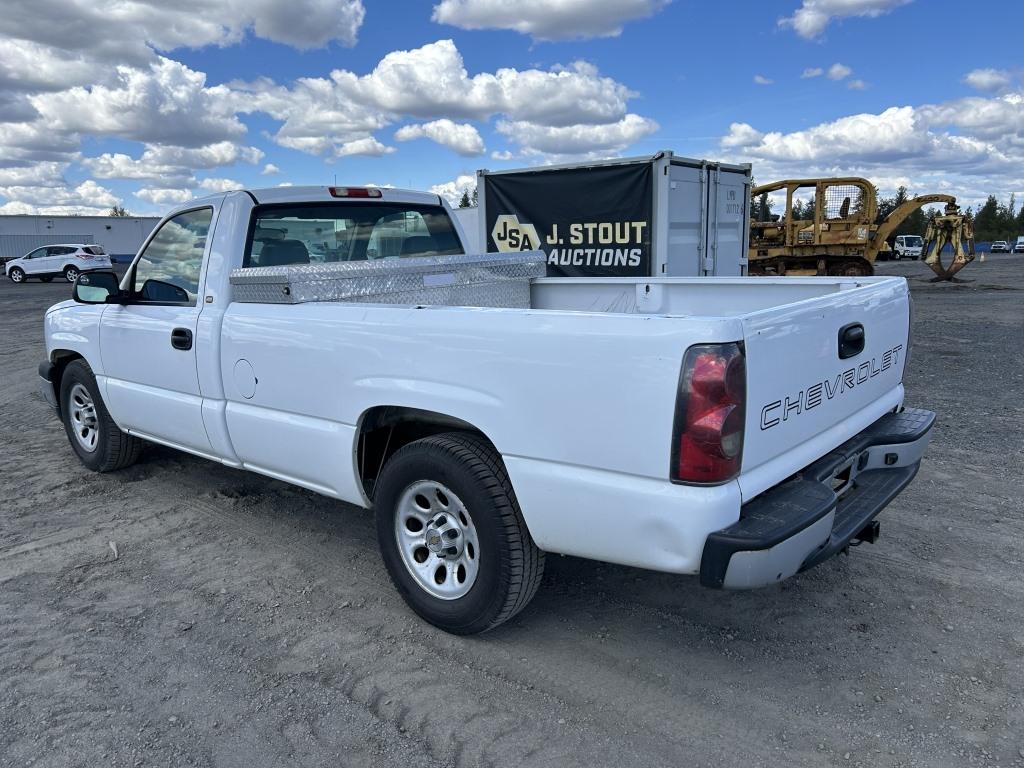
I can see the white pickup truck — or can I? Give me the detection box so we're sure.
[40,186,934,634]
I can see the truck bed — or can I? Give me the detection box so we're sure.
[530,276,884,316]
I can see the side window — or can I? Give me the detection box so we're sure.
[132,208,212,305]
[25,248,47,259]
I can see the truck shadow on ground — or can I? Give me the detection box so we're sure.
[121,439,900,675]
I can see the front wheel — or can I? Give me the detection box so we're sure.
[59,359,142,472]
[63,265,80,283]
[374,432,544,634]
[9,267,25,283]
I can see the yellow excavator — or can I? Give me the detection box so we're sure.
[748,177,974,279]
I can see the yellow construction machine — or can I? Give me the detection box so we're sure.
[748,177,974,279]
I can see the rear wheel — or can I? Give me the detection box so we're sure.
[59,359,142,472]
[9,267,25,283]
[374,432,544,634]
[63,265,80,283]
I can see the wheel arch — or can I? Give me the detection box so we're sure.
[46,350,86,416]
[355,404,504,504]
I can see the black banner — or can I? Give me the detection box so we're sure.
[483,163,653,277]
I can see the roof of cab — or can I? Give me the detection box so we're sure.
[165,186,447,220]
[246,185,443,206]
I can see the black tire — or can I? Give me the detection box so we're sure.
[63,265,80,283]
[40,276,54,283]
[59,359,142,472]
[374,432,544,634]
[9,267,25,283]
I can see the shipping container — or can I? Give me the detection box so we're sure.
[475,151,751,278]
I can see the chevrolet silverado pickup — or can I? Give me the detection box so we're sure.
[40,186,934,634]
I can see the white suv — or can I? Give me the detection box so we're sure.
[5,244,112,284]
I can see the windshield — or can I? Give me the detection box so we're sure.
[903,236,923,247]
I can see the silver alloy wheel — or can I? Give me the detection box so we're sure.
[68,383,99,453]
[10,269,23,283]
[394,480,480,600]
[65,267,79,282]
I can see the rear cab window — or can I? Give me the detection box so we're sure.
[243,202,464,268]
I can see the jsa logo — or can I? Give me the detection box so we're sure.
[492,215,540,252]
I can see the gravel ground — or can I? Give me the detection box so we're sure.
[1,256,1022,768]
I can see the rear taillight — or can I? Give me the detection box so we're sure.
[329,186,382,198]
[671,342,746,484]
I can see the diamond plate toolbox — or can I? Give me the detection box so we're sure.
[229,251,547,307]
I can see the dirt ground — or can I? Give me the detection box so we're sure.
[1,255,1022,768]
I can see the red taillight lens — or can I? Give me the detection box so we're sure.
[329,186,382,198]
[671,343,746,484]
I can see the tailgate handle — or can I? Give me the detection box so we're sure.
[838,323,865,359]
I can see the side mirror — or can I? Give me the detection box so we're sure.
[73,270,120,304]
[140,279,190,303]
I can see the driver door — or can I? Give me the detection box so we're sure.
[21,247,49,274]
[100,207,217,456]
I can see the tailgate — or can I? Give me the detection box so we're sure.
[738,278,910,501]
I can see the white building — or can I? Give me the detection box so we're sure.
[0,215,161,263]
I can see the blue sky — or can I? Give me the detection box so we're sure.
[1,0,1021,215]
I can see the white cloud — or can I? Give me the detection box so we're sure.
[431,0,669,41]
[335,137,395,157]
[964,68,1013,93]
[847,79,867,90]
[719,87,1024,209]
[328,42,632,126]
[491,150,515,161]
[261,163,281,175]
[30,57,244,148]
[721,123,765,148]
[753,75,774,86]
[801,67,824,78]
[82,142,263,187]
[228,40,652,161]
[828,63,853,81]
[198,178,242,193]
[135,187,194,205]
[0,179,120,215]
[431,174,477,207]
[395,119,485,155]
[780,0,912,39]
[0,0,365,66]
[496,113,658,156]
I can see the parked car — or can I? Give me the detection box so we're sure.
[991,241,1010,253]
[892,235,923,260]
[1014,236,1024,253]
[39,186,934,634]
[5,244,112,283]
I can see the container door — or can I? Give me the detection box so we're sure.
[664,163,704,276]
[706,167,749,276]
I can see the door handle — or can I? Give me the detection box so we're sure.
[838,322,865,359]
[171,327,193,351]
